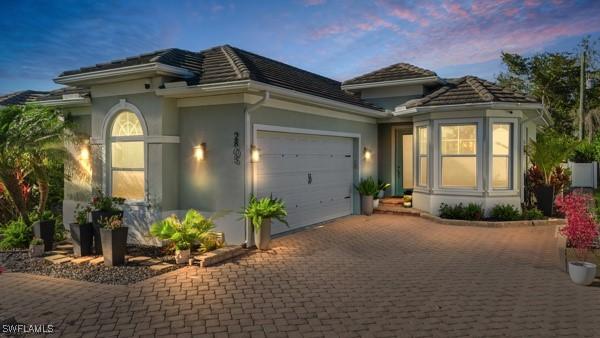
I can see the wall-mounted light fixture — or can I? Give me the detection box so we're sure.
[363,147,372,161]
[251,144,260,163]
[194,143,207,161]
[80,145,90,161]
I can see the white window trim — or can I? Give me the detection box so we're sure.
[433,118,484,194]
[488,117,520,196]
[413,122,430,192]
[102,100,149,205]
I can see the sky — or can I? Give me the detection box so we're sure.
[1,0,600,94]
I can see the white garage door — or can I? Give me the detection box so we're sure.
[255,131,354,235]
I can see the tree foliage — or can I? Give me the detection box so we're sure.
[497,37,600,137]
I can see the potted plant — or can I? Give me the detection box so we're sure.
[150,210,216,264]
[556,192,599,286]
[99,215,128,266]
[355,177,378,216]
[241,195,288,250]
[29,237,45,257]
[403,189,413,208]
[526,130,576,216]
[32,211,55,252]
[89,190,125,254]
[373,182,391,208]
[69,204,93,257]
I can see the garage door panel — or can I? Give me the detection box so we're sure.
[256,130,354,234]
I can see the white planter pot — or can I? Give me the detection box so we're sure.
[175,248,191,264]
[568,261,597,285]
[254,219,272,250]
[373,199,380,208]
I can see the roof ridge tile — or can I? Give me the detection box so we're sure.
[221,45,250,79]
[465,76,494,102]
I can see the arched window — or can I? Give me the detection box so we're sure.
[110,111,145,201]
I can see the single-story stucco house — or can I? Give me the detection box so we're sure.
[29,45,547,246]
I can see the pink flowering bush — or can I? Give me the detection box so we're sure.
[555,192,599,261]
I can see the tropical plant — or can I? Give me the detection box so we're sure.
[241,195,288,231]
[355,177,378,196]
[30,237,44,246]
[556,192,599,261]
[439,203,483,221]
[570,140,596,162]
[490,204,521,221]
[0,105,68,223]
[526,130,577,185]
[150,210,216,250]
[200,233,224,253]
[521,207,545,220]
[90,189,125,212]
[100,215,124,230]
[74,204,91,225]
[0,219,32,250]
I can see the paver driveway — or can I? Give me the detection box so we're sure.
[1,214,600,337]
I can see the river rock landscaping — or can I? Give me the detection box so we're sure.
[0,242,180,285]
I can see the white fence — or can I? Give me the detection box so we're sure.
[567,161,598,189]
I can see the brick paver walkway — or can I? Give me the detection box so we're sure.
[2,214,600,337]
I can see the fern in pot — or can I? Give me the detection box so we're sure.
[355,177,378,216]
[150,210,216,264]
[241,195,288,250]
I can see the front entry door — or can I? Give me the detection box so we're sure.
[394,130,413,195]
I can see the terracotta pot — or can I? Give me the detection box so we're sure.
[175,248,191,264]
[254,219,272,250]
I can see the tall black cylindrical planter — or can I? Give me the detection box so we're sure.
[100,227,128,266]
[91,210,123,254]
[69,223,94,257]
[534,184,555,217]
[33,220,55,252]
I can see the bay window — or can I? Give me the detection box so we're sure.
[417,126,428,187]
[440,124,477,188]
[110,111,145,201]
[492,123,512,189]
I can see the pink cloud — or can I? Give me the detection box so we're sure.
[387,4,429,26]
[443,1,469,18]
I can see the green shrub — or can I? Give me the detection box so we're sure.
[355,177,378,196]
[0,219,32,250]
[490,204,521,221]
[521,208,545,220]
[241,195,288,231]
[150,210,216,250]
[439,203,483,221]
[570,140,596,163]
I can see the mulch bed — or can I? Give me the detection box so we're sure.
[0,244,180,285]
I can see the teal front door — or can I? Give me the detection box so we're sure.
[394,130,413,196]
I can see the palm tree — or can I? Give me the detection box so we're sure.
[0,104,66,223]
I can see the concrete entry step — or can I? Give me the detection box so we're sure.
[374,204,421,216]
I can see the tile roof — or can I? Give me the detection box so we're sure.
[37,86,90,101]
[343,63,437,86]
[405,76,539,108]
[0,90,49,106]
[57,45,381,111]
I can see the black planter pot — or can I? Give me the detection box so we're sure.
[534,184,555,217]
[33,219,55,251]
[100,227,128,266]
[69,223,94,257]
[91,210,123,254]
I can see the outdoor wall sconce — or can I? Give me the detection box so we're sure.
[251,144,260,163]
[194,143,207,161]
[79,145,90,161]
[363,147,372,161]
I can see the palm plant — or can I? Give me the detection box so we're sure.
[355,177,378,196]
[241,195,288,231]
[0,105,67,223]
[150,210,216,250]
[526,129,577,184]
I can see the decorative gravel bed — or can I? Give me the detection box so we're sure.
[0,245,180,285]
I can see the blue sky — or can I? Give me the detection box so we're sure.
[1,0,600,94]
